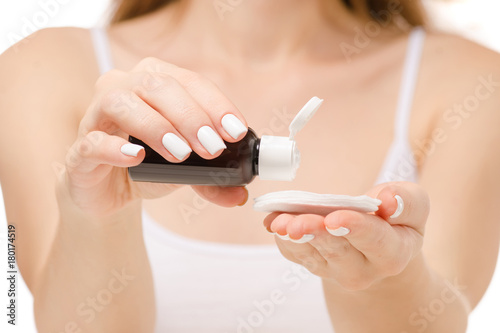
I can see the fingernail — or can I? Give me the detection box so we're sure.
[290,234,315,244]
[162,133,192,160]
[277,233,290,241]
[238,187,249,206]
[326,227,350,237]
[221,114,247,139]
[390,195,404,219]
[197,126,226,155]
[266,229,276,235]
[120,143,144,157]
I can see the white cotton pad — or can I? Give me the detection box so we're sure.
[253,190,382,216]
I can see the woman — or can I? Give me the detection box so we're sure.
[0,0,499,332]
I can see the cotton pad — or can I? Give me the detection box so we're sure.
[253,190,381,216]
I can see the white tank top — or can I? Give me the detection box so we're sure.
[90,27,425,333]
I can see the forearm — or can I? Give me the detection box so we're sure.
[33,191,155,333]
[322,253,469,333]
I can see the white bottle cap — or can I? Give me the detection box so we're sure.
[258,96,323,181]
[258,136,300,181]
[289,96,324,140]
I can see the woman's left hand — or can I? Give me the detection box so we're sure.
[263,182,430,290]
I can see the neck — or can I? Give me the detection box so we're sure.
[151,0,369,65]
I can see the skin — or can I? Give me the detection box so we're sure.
[0,0,499,332]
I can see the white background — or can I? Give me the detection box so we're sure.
[0,1,499,332]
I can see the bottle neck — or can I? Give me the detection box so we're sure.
[252,138,261,176]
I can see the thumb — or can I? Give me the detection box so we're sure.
[191,185,249,208]
[367,182,430,234]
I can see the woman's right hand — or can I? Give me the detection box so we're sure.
[59,57,249,218]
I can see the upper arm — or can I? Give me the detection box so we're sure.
[418,34,500,309]
[0,27,97,291]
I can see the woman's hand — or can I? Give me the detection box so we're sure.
[263,182,430,290]
[60,57,249,218]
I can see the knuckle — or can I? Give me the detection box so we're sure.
[294,251,313,263]
[100,88,130,114]
[140,71,168,92]
[86,131,105,146]
[320,240,351,260]
[381,257,406,277]
[133,73,177,96]
[338,274,372,291]
[371,232,387,252]
[76,136,95,158]
[137,57,161,70]
[179,104,202,120]
[97,118,119,133]
[176,69,204,86]
[95,69,125,90]
[134,110,157,131]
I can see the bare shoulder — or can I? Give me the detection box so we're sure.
[422,31,500,93]
[425,31,500,62]
[1,27,96,65]
[0,26,96,75]
[419,31,500,129]
[0,27,98,121]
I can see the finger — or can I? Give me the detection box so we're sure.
[268,213,296,240]
[268,213,366,266]
[81,89,193,163]
[130,72,227,159]
[191,185,248,208]
[372,182,430,235]
[132,58,248,142]
[268,213,367,280]
[324,210,421,274]
[275,240,329,276]
[263,212,281,234]
[324,210,399,259]
[285,213,323,243]
[65,131,144,184]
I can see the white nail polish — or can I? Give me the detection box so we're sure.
[290,234,315,244]
[162,133,192,160]
[266,229,276,235]
[120,143,144,157]
[277,233,290,241]
[326,227,350,237]
[197,126,227,155]
[128,97,323,185]
[221,114,247,139]
[390,195,404,219]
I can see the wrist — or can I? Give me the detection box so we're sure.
[55,173,143,228]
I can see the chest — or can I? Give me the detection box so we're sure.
[105,42,432,243]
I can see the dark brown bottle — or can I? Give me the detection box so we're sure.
[127,129,300,186]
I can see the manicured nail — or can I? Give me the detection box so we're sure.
[266,229,276,235]
[221,114,247,139]
[290,234,315,244]
[197,126,226,155]
[162,133,192,160]
[326,227,350,237]
[390,195,404,219]
[120,143,144,157]
[277,233,290,241]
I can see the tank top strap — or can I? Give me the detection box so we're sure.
[373,27,426,185]
[89,27,114,75]
[393,27,426,140]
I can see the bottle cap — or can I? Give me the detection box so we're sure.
[258,136,301,181]
[258,97,323,181]
[289,96,324,140]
